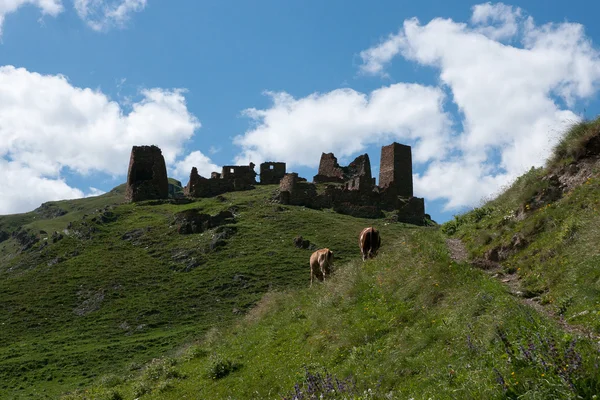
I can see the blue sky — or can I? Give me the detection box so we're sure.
[1,0,599,223]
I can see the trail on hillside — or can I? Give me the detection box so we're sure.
[445,238,600,344]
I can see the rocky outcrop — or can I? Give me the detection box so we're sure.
[174,209,235,235]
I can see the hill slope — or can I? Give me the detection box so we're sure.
[0,183,413,399]
[57,118,600,400]
[4,117,600,399]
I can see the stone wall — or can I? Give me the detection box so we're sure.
[313,153,345,183]
[260,162,286,184]
[279,173,319,206]
[125,145,169,202]
[184,167,235,198]
[221,163,256,185]
[379,142,413,197]
[277,143,427,224]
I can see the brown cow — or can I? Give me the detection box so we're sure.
[309,248,334,287]
[359,227,381,261]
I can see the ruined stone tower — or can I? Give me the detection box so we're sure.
[313,153,344,183]
[378,142,413,197]
[125,145,169,202]
[260,162,286,184]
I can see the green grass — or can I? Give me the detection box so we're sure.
[548,116,600,168]
[442,117,600,334]
[59,228,600,400]
[0,183,414,399]
[4,126,600,400]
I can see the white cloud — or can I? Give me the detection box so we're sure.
[0,65,201,214]
[0,159,84,216]
[74,0,146,31]
[172,150,220,183]
[357,2,600,210]
[471,2,522,41]
[0,0,63,37]
[358,30,405,77]
[234,84,453,168]
[86,187,106,197]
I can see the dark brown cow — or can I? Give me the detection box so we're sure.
[359,227,381,261]
[309,248,334,287]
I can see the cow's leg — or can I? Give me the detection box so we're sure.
[310,265,314,287]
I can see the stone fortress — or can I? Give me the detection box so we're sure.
[125,142,427,224]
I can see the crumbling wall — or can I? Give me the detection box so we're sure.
[184,167,235,198]
[260,162,286,184]
[125,145,169,202]
[281,142,425,224]
[313,153,345,183]
[379,142,413,197]
[393,197,426,225]
[279,173,319,206]
[184,161,258,198]
[221,162,256,185]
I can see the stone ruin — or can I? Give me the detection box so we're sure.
[124,141,426,224]
[260,162,286,184]
[183,163,259,198]
[279,142,426,224]
[379,142,413,197]
[125,145,169,202]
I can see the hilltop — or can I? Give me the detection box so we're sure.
[1,118,600,399]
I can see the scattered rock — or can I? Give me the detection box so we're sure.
[47,257,64,267]
[121,228,148,245]
[34,202,68,219]
[293,235,315,250]
[100,211,117,224]
[51,231,64,243]
[0,230,9,243]
[11,228,39,251]
[73,289,105,316]
[485,247,500,262]
[511,233,528,249]
[170,249,206,272]
[175,209,235,235]
[210,226,237,250]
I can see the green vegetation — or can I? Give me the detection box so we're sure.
[0,184,412,398]
[3,117,600,399]
[443,118,600,334]
[548,116,600,168]
[59,228,600,399]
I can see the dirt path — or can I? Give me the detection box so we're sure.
[445,238,600,344]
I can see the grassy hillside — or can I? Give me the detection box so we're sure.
[443,116,600,334]
[3,117,600,399]
[0,183,413,399]
[60,227,600,400]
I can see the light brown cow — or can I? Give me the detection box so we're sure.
[359,227,381,261]
[309,248,334,287]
